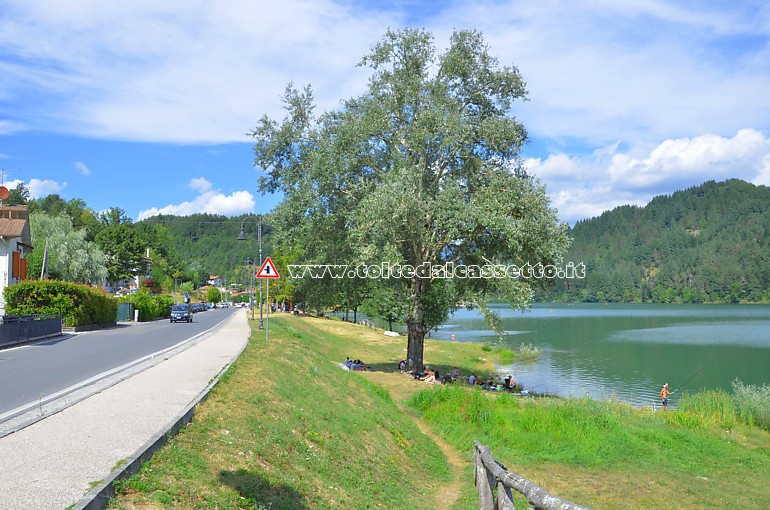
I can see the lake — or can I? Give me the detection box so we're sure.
[429,303,770,406]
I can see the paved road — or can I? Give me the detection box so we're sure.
[0,309,250,510]
[0,307,237,420]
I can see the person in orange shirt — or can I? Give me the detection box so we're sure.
[660,383,675,410]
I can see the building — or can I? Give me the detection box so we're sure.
[0,205,32,315]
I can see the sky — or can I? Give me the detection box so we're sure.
[1,0,769,225]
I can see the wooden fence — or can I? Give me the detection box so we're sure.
[474,441,592,510]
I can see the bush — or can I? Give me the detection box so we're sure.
[119,292,174,322]
[4,280,117,327]
[732,379,770,431]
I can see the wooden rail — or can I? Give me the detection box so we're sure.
[474,441,592,510]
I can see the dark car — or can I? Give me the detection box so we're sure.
[170,303,193,323]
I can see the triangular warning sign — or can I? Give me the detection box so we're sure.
[256,256,280,278]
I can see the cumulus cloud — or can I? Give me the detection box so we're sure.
[6,178,67,197]
[74,161,91,176]
[137,177,255,220]
[527,130,770,224]
[608,129,770,193]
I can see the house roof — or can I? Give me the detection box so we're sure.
[0,205,32,246]
[0,218,26,238]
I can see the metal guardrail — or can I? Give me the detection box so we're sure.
[0,314,63,348]
[474,441,592,510]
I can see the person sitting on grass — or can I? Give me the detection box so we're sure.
[468,373,477,385]
[421,369,438,384]
[413,366,429,380]
[502,375,517,392]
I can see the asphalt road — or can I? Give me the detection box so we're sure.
[0,306,238,418]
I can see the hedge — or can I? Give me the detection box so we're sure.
[4,280,117,327]
[118,292,174,322]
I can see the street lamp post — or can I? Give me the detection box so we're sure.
[237,215,264,330]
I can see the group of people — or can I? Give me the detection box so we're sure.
[344,357,367,371]
[403,363,521,392]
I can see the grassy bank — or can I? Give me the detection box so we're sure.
[109,313,770,509]
[108,313,496,510]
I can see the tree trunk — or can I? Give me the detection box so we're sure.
[406,318,426,372]
[406,278,428,371]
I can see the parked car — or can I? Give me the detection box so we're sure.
[170,303,193,323]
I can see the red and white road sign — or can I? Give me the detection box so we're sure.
[256,256,280,278]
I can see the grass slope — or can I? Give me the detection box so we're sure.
[109,314,770,509]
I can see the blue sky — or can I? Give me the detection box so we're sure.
[1,0,769,224]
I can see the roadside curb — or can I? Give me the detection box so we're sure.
[0,313,236,438]
[70,316,250,510]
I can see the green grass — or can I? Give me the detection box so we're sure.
[106,314,770,510]
[108,315,452,510]
[407,384,770,510]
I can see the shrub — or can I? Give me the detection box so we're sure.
[517,342,541,361]
[119,292,174,322]
[732,379,770,431]
[4,280,117,327]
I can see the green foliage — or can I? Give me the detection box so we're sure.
[28,194,102,240]
[543,179,770,303]
[28,212,109,284]
[7,182,30,205]
[119,292,174,322]
[95,224,148,284]
[206,286,222,304]
[4,280,117,326]
[732,379,770,430]
[252,28,569,371]
[517,342,541,361]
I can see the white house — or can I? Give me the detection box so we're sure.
[0,205,32,315]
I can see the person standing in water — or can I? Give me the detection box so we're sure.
[660,383,675,410]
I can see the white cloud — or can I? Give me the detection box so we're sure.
[527,129,770,224]
[5,178,66,197]
[74,161,90,176]
[189,177,212,193]
[608,129,770,193]
[2,1,766,148]
[0,0,391,143]
[137,178,255,220]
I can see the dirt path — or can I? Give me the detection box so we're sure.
[364,370,469,509]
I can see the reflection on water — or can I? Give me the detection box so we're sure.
[434,303,770,406]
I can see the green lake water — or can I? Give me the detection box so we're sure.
[430,303,770,406]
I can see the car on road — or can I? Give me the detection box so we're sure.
[170,304,193,323]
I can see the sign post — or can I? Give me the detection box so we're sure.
[255,257,280,341]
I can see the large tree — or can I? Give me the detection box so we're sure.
[253,28,569,370]
[95,224,148,285]
[28,213,109,284]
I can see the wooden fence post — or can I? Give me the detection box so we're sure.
[497,480,516,510]
[475,445,495,509]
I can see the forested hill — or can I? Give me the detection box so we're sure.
[139,213,273,287]
[542,179,770,303]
